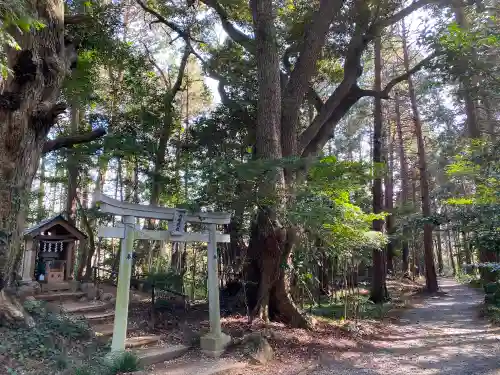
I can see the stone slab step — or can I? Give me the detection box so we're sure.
[125,335,161,348]
[35,292,86,301]
[156,359,247,375]
[82,311,115,322]
[63,301,111,314]
[39,282,75,292]
[135,345,189,367]
[92,323,138,337]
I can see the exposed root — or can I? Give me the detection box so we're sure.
[0,289,35,327]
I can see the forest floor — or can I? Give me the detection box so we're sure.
[309,278,500,375]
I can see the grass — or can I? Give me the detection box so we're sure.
[308,293,391,321]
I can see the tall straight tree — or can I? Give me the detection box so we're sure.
[401,19,438,292]
[385,118,395,273]
[395,92,411,276]
[371,34,388,303]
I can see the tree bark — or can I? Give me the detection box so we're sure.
[36,157,46,222]
[402,20,438,293]
[436,230,444,275]
[245,0,310,328]
[370,35,389,303]
[66,106,80,225]
[0,2,76,292]
[395,93,411,276]
[447,228,456,275]
[384,113,395,274]
[452,0,481,139]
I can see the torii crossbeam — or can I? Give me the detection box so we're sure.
[94,193,232,357]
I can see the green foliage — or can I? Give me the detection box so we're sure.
[146,269,184,292]
[106,351,141,374]
[0,0,44,77]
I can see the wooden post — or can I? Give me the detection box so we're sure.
[111,215,135,352]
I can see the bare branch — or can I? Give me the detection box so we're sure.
[136,0,204,43]
[171,45,191,96]
[143,43,170,88]
[64,14,89,25]
[377,0,439,28]
[43,128,106,154]
[199,0,255,52]
[358,52,437,98]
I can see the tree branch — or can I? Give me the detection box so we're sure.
[143,43,170,88]
[377,0,440,28]
[64,14,90,25]
[136,0,204,43]
[171,45,191,97]
[199,0,255,52]
[43,128,106,154]
[307,87,324,113]
[358,52,437,99]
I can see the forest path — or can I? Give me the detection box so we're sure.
[315,278,500,375]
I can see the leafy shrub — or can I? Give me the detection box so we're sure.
[145,270,184,292]
[106,351,141,374]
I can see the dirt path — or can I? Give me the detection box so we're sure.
[315,278,500,375]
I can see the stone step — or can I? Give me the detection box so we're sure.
[92,323,138,337]
[82,311,115,322]
[35,292,86,301]
[39,282,75,292]
[63,301,112,314]
[157,359,247,375]
[125,335,161,348]
[135,345,189,367]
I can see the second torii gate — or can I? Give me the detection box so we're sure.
[94,193,232,357]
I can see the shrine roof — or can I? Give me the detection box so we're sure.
[24,214,87,240]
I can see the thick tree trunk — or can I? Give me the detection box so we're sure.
[384,115,395,274]
[246,0,310,328]
[0,1,74,293]
[370,35,388,303]
[66,105,80,224]
[36,157,46,222]
[452,0,481,139]
[402,20,438,292]
[395,93,410,276]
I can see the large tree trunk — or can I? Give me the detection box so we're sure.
[452,0,481,139]
[402,20,438,293]
[0,1,74,295]
[66,105,80,225]
[384,113,395,274]
[36,157,46,222]
[395,93,411,276]
[246,0,310,328]
[370,35,389,303]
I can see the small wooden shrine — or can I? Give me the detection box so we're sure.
[20,215,87,283]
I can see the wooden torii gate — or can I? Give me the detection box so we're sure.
[94,193,232,356]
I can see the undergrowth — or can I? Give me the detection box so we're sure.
[0,300,113,375]
[481,304,500,325]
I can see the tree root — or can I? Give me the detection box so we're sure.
[0,289,35,327]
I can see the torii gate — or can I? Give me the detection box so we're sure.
[94,193,232,356]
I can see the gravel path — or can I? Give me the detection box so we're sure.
[315,278,500,375]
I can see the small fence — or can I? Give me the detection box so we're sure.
[91,266,189,313]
